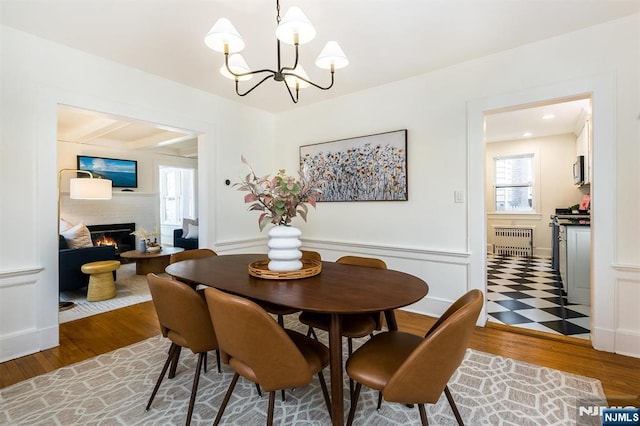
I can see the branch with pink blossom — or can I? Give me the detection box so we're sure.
[234,155,325,231]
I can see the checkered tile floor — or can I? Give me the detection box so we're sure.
[486,254,590,340]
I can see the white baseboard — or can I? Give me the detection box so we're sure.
[0,325,58,364]
[591,326,615,353]
[401,295,452,318]
[613,329,640,358]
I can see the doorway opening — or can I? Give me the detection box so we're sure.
[483,96,592,341]
[56,104,199,323]
[159,165,197,246]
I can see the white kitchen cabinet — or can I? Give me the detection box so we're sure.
[565,226,591,305]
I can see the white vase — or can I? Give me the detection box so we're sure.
[267,225,303,271]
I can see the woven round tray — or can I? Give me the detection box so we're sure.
[248,259,322,280]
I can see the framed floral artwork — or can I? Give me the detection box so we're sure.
[300,129,408,202]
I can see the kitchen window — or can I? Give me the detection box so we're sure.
[494,154,534,212]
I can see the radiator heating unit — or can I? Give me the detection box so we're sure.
[493,227,533,257]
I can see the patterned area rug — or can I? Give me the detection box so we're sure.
[1,318,606,425]
[59,263,157,324]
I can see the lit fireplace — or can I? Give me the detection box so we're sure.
[87,223,135,255]
[95,236,118,249]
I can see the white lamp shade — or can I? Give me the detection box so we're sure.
[285,65,311,89]
[204,18,245,53]
[220,54,253,81]
[276,7,316,45]
[315,41,348,70]
[69,178,112,200]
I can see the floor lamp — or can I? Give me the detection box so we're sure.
[58,169,112,311]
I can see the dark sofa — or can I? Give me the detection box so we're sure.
[59,235,117,292]
[173,228,199,250]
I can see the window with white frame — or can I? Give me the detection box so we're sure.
[494,154,534,212]
[159,166,195,225]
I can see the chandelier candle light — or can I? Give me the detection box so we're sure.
[204,0,348,103]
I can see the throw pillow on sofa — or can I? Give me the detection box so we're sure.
[61,223,94,248]
[184,223,199,239]
[60,218,74,233]
[182,218,198,237]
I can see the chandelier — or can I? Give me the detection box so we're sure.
[204,0,348,103]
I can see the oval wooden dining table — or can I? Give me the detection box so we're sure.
[165,253,429,425]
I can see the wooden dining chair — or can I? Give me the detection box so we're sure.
[145,273,221,426]
[300,249,322,261]
[259,250,322,327]
[299,255,387,396]
[204,287,332,426]
[345,289,483,426]
[168,248,217,287]
[299,255,387,352]
[169,248,217,264]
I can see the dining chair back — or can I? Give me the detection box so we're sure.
[204,287,332,425]
[145,273,220,426]
[336,255,387,330]
[169,248,217,288]
[336,255,386,269]
[169,248,217,264]
[386,289,482,403]
[301,255,387,340]
[301,250,322,261]
[299,254,388,397]
[345,289,483,426]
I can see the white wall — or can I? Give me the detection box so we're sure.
[485,134,584,256]
[1,14,639,362]
[275,15,640,356]
[0,25,275,362]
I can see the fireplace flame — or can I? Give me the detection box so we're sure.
[95,236,118,250]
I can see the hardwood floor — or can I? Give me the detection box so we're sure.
[1,302,638,408]
[0,302,159,389]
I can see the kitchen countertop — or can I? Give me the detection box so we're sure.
[556,218,590,226]
[551,214,590,227]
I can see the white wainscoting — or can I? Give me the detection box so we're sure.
[611,264,640,358]
[0,267,57,363]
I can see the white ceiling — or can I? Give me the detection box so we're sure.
[57,105,198,157]
[2,0,638,113]
[485,97,592,143]
[3,1,635,152]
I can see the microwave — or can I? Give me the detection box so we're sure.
[573,155,585,185]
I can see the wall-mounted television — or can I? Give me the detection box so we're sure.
[77,155,138,188]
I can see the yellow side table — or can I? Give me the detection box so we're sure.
[81,260,120,302]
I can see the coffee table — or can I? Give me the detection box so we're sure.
[120,247,184,275]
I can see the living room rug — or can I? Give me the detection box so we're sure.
[58,263,157,324]
[1,318,606,425]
